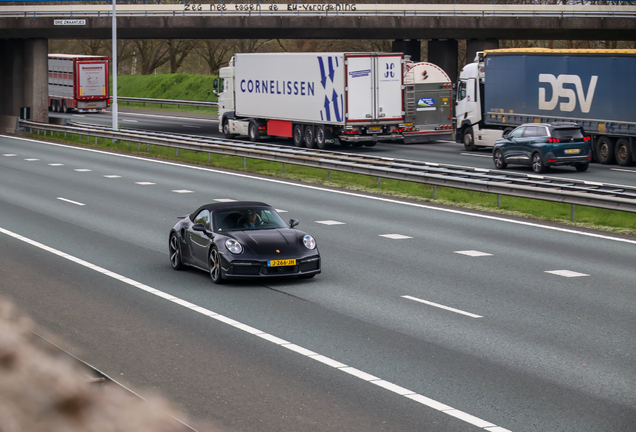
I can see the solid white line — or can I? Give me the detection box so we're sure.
[402,295,483,318]
[56,197,85,206]
[0,225,511,432]
[8,136,636,246]
[610,168,636,173]
[460,152,491,158]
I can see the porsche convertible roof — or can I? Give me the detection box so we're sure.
[189,201,270,220]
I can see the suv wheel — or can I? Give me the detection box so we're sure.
[532,152,548,174]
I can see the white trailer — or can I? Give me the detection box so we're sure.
[216,52,409,149]
[48,54,110,113]
[402,61,453,143]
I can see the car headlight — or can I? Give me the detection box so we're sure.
[225,239,243,254]
[303,235,316,250]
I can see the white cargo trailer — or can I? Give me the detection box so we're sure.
[216,52,409,148]
[48,54,110,113]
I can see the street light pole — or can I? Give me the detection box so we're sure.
[111,0,118,131]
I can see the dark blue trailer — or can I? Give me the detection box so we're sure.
[455,49,636,166]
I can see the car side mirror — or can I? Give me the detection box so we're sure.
[502,133,509,140]
[289,218,299,228]
[192,223,206,232]
[213,78,219,89]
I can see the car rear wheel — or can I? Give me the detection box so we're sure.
[209,246,225,284]
[493,149,507,169]
[575,163,589,172]
[615,138,632,166]
[532,153,548,173]
[169,233,184,270]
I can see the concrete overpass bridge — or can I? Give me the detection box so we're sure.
[1,1,635,125]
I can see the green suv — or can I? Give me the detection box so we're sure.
[493,123,592,173]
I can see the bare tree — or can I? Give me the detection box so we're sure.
[194,39,234,75]
[166,39,195,74]
[134,39,171,75]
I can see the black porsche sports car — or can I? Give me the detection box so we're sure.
[169,201,321,283]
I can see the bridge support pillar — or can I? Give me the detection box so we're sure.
[466,39,499,64]
[392,39,420,63]
[0,38,48,123]
[427,39,458,83]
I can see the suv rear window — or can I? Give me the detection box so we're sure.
[551,128,584,140]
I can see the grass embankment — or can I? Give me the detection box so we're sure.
[114,73,218,115]
[26,127,636,236]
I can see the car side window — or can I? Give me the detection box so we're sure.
[193,209,210,230]
[509,127,525,139]
[537,126,549,137]
[523,126,540,137]
[458,81,467,101]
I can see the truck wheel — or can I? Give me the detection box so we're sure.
[615,138,632,166]
[596,136,615,164]
[363,142,377,147]
[293,124,304,147]
[248,122,259,142]
[532,152,548,174]
[304,125,316,148]
[337,138,350,148]
[62,100,69,113]
[351,142,364,148]
[222,119,235,139]
[315,125,327,149]
[463,127,476,151]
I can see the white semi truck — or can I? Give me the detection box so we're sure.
[48,54,110,113]
[215,52,410,148]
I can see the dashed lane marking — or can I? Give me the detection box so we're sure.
[455,250,493,257]
[545,270,590,278]
[379,234,412,240]
[402,295,483,318]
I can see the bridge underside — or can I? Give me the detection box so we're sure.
[2,16,634,41]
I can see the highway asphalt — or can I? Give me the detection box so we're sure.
[1,134,635,432]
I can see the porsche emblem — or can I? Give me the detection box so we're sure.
[276,250,280,253]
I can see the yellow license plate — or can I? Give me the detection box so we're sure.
[369,126,382,130]
[565,149,580,154]
[268,259,296,267]
[405,122,414,126]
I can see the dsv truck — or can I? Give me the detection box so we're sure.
[48,54,110,113]
[215,52,408,148]
[455,49,636,165]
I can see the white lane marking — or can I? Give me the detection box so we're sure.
[402,295,483,318]
[72,114,85,117]
[135,181,155,185]
[74,169,92,172]
[104,175,121,178]
[380,234,412,239]
[183,125,201,128]
[214,198,236,202]
[122,119,138,123]
[460,153,491,158]
[0,225,512,432]
[114,111,217,123]
[56,197,85,206]
[48,163,64,166]
[25,158,39,161]
[12,137,636,246]
[172,189,194,194]
[3,153,17,156]
[455,250,493,257]
[315,220,346,225]
[611,168,636,173]
[545,270,590,278]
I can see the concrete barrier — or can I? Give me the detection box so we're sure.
[0,115,18,134]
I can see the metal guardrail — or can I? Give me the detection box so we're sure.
[2,3,635,18]
[117,97,217,109]
[18,119,636,215]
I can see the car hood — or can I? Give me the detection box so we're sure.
[230,229,302,256]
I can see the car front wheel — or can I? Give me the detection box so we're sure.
[532,153,548,173]
[493,149,507,169]
[169,233,183,270]
[209,246,225,284]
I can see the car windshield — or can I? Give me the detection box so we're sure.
[552,128,584,140]
[213,207,288,232]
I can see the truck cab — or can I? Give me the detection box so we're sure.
[454,54,503,150]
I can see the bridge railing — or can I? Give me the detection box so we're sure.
[1,0,635,18]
